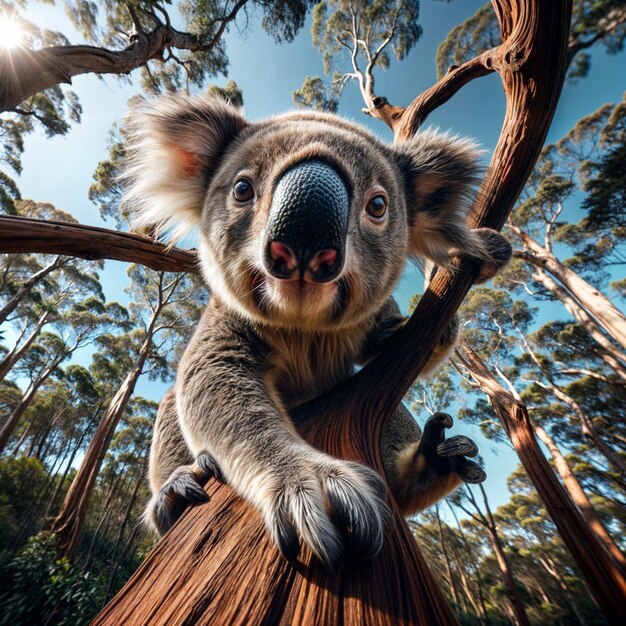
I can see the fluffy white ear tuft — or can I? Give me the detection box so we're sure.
[395,130,489,267]
[121,95,247,242]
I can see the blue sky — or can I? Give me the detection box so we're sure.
[9,1,626,514]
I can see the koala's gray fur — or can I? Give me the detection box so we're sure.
[122,95,511,569]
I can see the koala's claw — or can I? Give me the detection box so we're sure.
[266,460,389,570]
[449,457,486,484]
[153,468,210,534]
[437,435,478,458]
[420,413,486,485]
[197,450,225,483]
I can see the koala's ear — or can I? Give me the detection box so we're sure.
[121,95,247,241]
[395,130,489,267]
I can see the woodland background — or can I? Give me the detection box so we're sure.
[0,1,625,624]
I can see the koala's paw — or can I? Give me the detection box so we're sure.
[421,413,486,484]
[472,228,512,284]
[264,458,389,570]
[149,452,223,535]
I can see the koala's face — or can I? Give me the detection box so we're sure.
[123,97,484,331]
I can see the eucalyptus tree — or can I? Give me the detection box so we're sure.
[499,467,599,626]
[0,289,122,453]
[293,0,421,112]
[51,265,207,560]
[501,97,626,354]
[450,484,531,626]
[455,285,626,573]
[436,0,626,81]
[0,0,313,211]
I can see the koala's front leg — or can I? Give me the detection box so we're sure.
[384,410,486,515]
[360,298,459,376]
[176,303,389,569]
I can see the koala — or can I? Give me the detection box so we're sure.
[122,95,511,569]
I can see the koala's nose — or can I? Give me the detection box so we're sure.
[264,160,349,283]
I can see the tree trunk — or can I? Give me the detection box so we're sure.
[475,485,530,626]
[51,302,161,560]
[450,545,486,622]
[0,311,50,381]
[449,506,490,624]
[531,419,626,573]
[0,355,65,453]
[458,341,626,622]
[0,256,62,324]
[539,380,626,474]
[104,464,147,603]
[530,267,626,383]
[511,227,626,351]
[538,556,588,626]
[435,506,460,609]
[44,426,90,519]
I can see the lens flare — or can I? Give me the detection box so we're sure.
[0,15,25,50]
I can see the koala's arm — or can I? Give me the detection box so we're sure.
[170,298,388,569]
[359,298,458,376]
[382,406,485,515]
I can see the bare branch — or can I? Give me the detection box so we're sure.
[0,216,198,273]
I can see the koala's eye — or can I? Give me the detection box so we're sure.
[366,194,388,220]
[233,179,255,202]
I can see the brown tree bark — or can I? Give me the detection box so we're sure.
[458,341,626,622]
[0,216,198,274]
[531,419,626,573]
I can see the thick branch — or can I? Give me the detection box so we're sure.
[0,1,249,112]
[0,216,198,273]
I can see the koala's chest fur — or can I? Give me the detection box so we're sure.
[258,321,371,408]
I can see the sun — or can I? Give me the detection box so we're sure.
[0,15,26,50]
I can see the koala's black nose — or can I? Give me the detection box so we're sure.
[264,160,349,283]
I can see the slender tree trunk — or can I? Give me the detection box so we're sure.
[0,256,63,324]
[531,419,626,572]
[83,473,125,570]
[435,507,460,609]
[511,227,626,351]
[539,381,626,474]
[458,341,626,622]
[0,355,65,453]
[450,546,485,622]
[538,556,588,626]
[449,505,490,624]
[51,303,161,560]
[474,485,530,626]
[0,311,50,381]
[104,464,147,603]
[530,267,626,382]
[44,427,90,519]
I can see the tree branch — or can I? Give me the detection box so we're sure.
[0,0,250,112]
[0,216,198,273]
